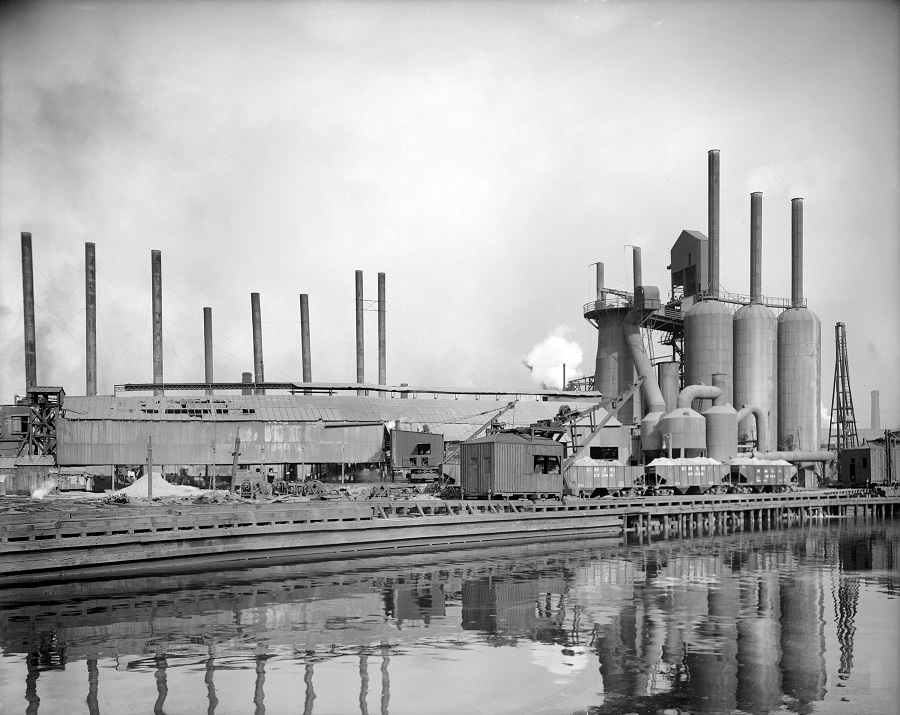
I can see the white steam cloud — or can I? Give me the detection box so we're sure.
[524,326,585,390]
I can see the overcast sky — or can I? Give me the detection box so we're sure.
[1,0,897,426]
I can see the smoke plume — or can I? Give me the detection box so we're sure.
[523,326,584,389]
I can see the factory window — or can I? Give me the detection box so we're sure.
[863,457,868,469]
[590,447,618,460]
[533,455,561,474]
[413,443,432,456]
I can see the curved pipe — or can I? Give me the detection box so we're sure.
[623,311,665,413]
[752,450,834,463]
[676,384,723,409]
[736,404,768,452]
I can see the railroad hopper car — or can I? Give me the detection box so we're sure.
[565,459,646,498]
[644,459,731,495]
[460,433,564,499]
[725,459,797,493]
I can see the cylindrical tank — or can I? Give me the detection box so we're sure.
[777,308,821,451]
[659,408,706,458]
[685,299,733,404]
[704,403,738,461]
[734,303,777,445]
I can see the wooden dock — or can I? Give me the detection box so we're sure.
[1,490,896,585]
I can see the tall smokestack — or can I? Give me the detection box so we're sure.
[378,272,386,387]
[85,242,97,395]
[251,292,265,394]
[750,192,762,304]
[708,149,720,298]
[151,250,163,395]
[203,307,213,392]
[20,232,37,391]
[355,270,364,394]
[791,198,804,307]
[595,262,605,301]
[300,294,312,388]
[632,246,642,296]
[871,390,880,430]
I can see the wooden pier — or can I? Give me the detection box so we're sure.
[1,489,896,585]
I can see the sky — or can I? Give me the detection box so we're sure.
[0,0,898,427]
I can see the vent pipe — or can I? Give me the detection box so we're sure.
[300,294,312,389]
[251,292,265,394]
[632,246,642,295]
[203,307,213,392]
[791,198,804,307]
[708,149,720,298]
[750,192,762,304]
[85,242,97,395]
[871,390,880,430]
[21,232,37,391]
[594,261,605,301]
[378,272,386,387]
[151,250,163,395]
[355,270,364,394]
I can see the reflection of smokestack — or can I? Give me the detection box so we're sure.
[708,149,720,298]
[251,292,265,394]
[85,242,97,395]
[151,250,163,395]
[355,270,364,394]
[791,198,804,307]
[242,371,252,395]
[871,390,880,430]
[300,294,312,389]
[750,192,762,304]
[378,272,386,387]
[21,232,37,391]
[203,307,213,393]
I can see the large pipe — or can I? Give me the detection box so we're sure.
[708,149,720,298]
[623,314,665,414]
[300,294,312,385]
[251,292,265,394]
[750,192,762,304]
[151,250,163,395]
[355,270,364,394]
[791,198,803,307]
[378,272,386,386]
[736,404,769,452]
[632,246,642,295]
[203,307,213,390]
[676,383,724,409]
[871,390,880,430]
[85,242,97,395]
[594,262,605,301]
[21,232,37,391]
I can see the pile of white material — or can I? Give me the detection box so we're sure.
[727,456,792,466]
[647,457,724,466]
[569,457,625,467]
[115,472,201,499]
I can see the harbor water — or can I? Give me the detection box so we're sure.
[1,516,897,715]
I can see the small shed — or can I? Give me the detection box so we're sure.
[389,429,444,475]
[460,432,564,498]
[0,455,57,496]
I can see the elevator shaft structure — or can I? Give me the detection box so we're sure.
[828,322,859,453]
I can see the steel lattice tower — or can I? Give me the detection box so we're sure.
[828,322,859,453]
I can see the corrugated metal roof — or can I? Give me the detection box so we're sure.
[62,395,608,431]
[0,455,56,466]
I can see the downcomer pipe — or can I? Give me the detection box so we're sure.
[736,404,769,452]
[251,292,265,394]
[21,232,37,391]
[85,242,97,395]
[623,313,666,413]
[752,450,834,463]
[151,250,163,395]
[708,149,720,298]
[676,383,724,409]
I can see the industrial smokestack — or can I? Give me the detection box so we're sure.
[20,232,37,391]
[251,292,265,394]
[300,294,312,389]
[378,272,386,387]
[708,149,720,298]
[594,262,605,302]
[750,192,762,304]
[632,246,642,296]
[791,198,804,307]
[241,371,252,396]
[151,250,163,395]
[85,242,97,395]
[355,270,364,394]
[871,390,880,430]
[203,307,213,392]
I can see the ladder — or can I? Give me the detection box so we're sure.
[828,322,859,453]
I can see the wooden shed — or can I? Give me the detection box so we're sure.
[0,455,57,496]
[460,433,564,499]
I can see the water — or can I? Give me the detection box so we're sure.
[1,516,897,715]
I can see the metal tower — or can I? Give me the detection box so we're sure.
[828,322,859,453]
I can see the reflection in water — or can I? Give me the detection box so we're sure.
[1,518,898,714]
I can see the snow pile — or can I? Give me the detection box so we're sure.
[115,472,201,499]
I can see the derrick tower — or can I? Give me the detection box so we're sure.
[828,322,859,454]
